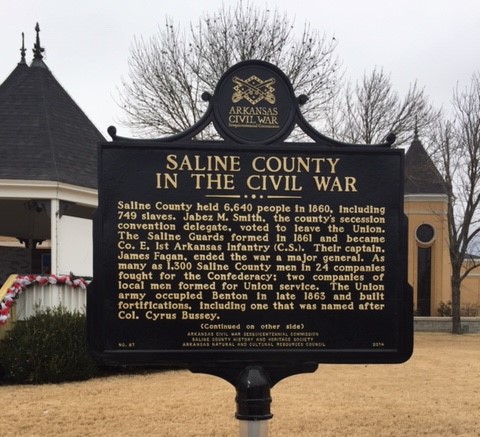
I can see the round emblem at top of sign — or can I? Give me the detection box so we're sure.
[212,60,297,144]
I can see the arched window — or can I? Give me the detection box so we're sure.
[416,224,435,316]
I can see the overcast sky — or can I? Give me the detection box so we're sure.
[2,0,479,139]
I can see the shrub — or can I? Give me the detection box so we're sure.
[0,306,98,384]
[460,303,480,317]
[437,301,452,317]
[437,301,480,317]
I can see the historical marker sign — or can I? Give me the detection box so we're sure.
[88,61,412,369]
[88,143,412,365]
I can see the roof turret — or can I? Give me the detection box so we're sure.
[404,128,447,195]
[0,24,105,189]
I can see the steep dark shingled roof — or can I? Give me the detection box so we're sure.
[405,135,447,195]
[0,41,104,189]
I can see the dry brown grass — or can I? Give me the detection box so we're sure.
[2,333,479,436]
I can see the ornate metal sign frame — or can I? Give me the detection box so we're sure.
[88,61,412,387]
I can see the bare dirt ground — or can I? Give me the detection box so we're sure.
[2,333,479,436]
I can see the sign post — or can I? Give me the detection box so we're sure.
[236,366,271,436]
[88,60,413,434]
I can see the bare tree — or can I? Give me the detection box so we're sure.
[429,72,480,333]
[117,2,341,138]
[323,68,439,146]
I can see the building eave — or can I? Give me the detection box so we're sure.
[404,193,449,203]
[0,179,97,207]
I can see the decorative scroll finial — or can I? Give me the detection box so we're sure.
[19,32,26,64]
[414,115,419,141]
[33,22,45,60]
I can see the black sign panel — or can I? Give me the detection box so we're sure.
[88,142,412,366]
